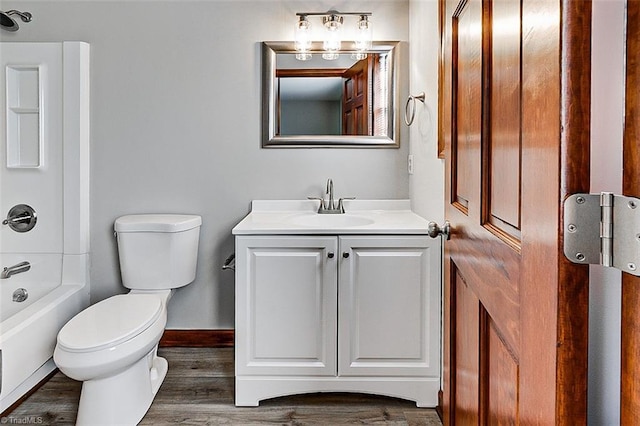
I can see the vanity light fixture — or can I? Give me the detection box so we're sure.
[355,15,372,51]
[294,15,312,60]
[321,13,342,60]
[294,10,373,61]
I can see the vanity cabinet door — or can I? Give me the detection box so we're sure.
[235,236,338,376]
[338,236,440,377]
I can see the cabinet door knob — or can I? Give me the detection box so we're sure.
[343,252,350,258]
[328,252,335,258]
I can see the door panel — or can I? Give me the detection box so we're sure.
[487,0,522,238]
[342,58,371,135]
[440,0,590,423]
[453,270,480,424]
[486,318,518,425]
[452,0,482,212]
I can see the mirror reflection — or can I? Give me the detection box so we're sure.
[262,41,399,147]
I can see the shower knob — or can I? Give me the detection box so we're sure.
[2,204,37,233]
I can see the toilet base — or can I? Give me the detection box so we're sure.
[75,347,168,426]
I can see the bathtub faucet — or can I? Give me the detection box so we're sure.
[1,261,30,279]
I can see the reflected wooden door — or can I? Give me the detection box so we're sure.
[622,0,640,421]
[342,58,371,135]
[440,0,591,423]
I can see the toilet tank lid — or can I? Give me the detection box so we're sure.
[115,214,202,233]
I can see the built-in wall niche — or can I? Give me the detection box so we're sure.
[6,65,43,168]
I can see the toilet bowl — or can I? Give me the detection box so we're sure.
[54,214,201,425]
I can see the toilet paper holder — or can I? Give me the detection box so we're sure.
[222,253,235,271]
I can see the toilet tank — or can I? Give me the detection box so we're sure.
[114,214,202,290]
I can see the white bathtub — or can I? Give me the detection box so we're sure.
[0,254,89,412]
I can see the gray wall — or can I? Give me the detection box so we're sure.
[280,100,341,135]
[0,0,410,329]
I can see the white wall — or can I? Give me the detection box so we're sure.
[408,0,444,223]
[589,0,625,423]
[0,0,410,329]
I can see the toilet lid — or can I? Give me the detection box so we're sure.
[57,294,163,352]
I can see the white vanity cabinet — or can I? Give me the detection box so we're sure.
[338,236,437,378]
[235,236,338,377]
[234,232,441,407]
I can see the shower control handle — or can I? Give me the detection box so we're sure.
[2,204,37,233]
[3,212,33,225]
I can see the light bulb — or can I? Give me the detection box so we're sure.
[322,14,342,54]
[355,15,372,51]
[322,52,340,60]
[294,16,311,52]
[296,52,312,61]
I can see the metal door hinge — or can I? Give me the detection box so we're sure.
[564,192,640,276]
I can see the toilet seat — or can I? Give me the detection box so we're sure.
[57,294,163,353]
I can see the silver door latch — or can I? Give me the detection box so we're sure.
[563,192,640,276]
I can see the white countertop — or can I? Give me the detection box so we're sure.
[232,200,431,235]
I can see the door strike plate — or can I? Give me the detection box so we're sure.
[563,192,640,276]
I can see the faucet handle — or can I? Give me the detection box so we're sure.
[307,197,326,212]
[337,197,355,213]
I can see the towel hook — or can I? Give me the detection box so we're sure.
[404,92,426,126]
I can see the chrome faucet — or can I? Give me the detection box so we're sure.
[1,261,30,279]
[308,178,355,214]
[326,178,335,211]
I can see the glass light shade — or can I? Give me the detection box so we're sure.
[351,52,368,60]
[354,16,372,51]
[322,14,342,53]
[295,52,312,61]
[322,52,340,60]
[294,17,311,52]
[323,36,341,52]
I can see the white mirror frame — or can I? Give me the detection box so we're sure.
[262,41,400,148]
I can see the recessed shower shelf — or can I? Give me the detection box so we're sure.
[9,107,39,114]
[5,65,43,169]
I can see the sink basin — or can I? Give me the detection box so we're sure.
[291,214,374,228]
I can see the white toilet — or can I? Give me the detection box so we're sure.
[54,214,202,426]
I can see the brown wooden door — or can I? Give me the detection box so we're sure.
[440,0,590,423]
[342,58,371,135]
[622,0,640,421]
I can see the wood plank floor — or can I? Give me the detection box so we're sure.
[6,348,442,425]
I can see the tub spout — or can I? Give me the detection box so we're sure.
[1,261,30,279]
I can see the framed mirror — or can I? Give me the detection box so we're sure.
[262,41,400,148]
